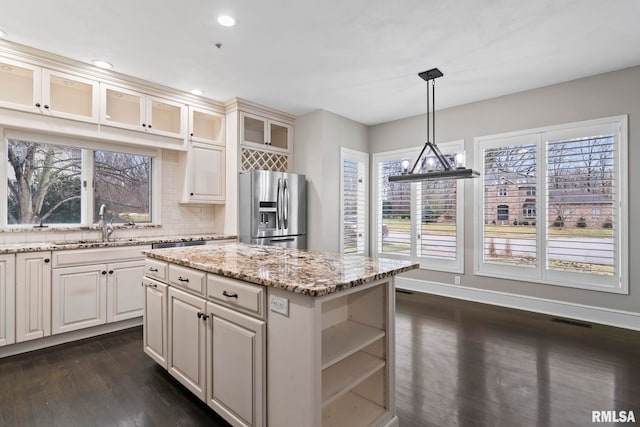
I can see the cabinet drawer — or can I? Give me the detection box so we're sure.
[169,264,206,296]
[208,275,264,318]
[145,259,168,282]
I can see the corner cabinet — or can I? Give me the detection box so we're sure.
[0,254,16,347]
[181,105,226,204]
[0,58,99,122]
[100,84,187,139]
[15,251,52,343]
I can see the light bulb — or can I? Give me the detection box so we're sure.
[455,153,466,169]
[401,160,410,174]
[427,157,435,171]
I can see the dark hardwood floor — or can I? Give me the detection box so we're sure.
[1,292,639,426]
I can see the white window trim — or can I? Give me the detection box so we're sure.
[340,147,369,255]
[473,115,628,294]
[372,140,465,273]
[2,128,162,227]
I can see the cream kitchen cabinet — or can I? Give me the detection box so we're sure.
[15,251,52,343]
[167,286,207,400]
[0,254,16,347]
[143,277,168,368]
[182,142,226,204]
[241,112,292,153]
[100,84,187,139]
[189,106,225,145]
[0,58,99,122]
[206,302,265,427]
[51,260,145,335]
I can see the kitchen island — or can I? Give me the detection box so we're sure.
[142,243,417,427]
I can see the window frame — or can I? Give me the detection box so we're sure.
[372,140,465,273]
[2,129,162,227]
[474,115,628,294]
[339,147,369,256]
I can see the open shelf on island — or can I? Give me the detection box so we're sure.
[322,391,386,427]
[321,320,385,370]
[322,350,385,407]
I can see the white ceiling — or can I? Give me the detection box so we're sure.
[2,0,640,125]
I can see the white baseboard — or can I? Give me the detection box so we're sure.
[396,277,640,332]
[0,317,142,358]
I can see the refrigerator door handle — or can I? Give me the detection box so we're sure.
[276,178,282,229]
[283,179,289,230]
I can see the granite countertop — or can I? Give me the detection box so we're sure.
[143,243,419,297]
[0,234,237,254]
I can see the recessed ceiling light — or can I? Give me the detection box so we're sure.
[190,89,204,96]
[92,60,113,69]
[217,15,235,27]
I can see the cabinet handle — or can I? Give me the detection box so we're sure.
[44,104,49,109]
[149,267,158,272]
[202,314,210,321]
[102,270,107,275]
[44,258,50,263]
[108,270,114,275]
[178,276,189,283]
[35,102,41,108]
[222,290,238,298]
[146,283,157,288]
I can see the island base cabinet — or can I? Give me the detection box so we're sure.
[143,278,168,368]
[168,287,207,400]
[267,279,397,427]
[206,302,265,427]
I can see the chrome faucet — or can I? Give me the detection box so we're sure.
[98,204,115,242]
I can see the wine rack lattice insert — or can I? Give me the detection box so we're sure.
[241,147,289,172]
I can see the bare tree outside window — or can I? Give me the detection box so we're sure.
[7,140,81,224]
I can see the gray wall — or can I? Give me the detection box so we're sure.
[369,66,639,313]
[295,110,369,253]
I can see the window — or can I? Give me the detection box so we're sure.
[475,116,628,293]
[4,133,157,226]
[340,148,368,255]
[499,187,508,196]
[373,141,465,273]
[497,205,509,221]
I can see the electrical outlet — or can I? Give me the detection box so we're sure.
[454,275,461,285]
[270,295,289,317]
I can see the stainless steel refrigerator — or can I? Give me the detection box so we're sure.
[239,170,307,249]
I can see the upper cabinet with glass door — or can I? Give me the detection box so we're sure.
[241,112,292,153]
[0,58,99,122]
[188,106,225,146]
[101,84,187,139]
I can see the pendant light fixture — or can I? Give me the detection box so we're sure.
[389,68,480,182]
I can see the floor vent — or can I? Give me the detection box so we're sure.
[551,318,592,328]
[396,289,414,295]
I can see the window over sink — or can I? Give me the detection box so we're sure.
[3,132,158,227]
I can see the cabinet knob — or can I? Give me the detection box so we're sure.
[102,270,107,275]
[44,104,50,109]
[142,123,146,128]
[190,192,194,196]
[202,314,210,321]
[197,312,203,318]
[190,133,194,137]
[44,258,50,263]
[148,124,152,129]
[35,103,41,108]
[108,270,114,275]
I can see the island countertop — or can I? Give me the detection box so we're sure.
[143,243,418,296]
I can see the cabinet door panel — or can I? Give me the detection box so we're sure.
[0,255,16,347]
[107,261,144,322]
[207,302,265,427]
[43,69,99,122]
[52,265,106,334]
[168,287,206,400]
[143,278,167,368]
[101,84,144,130]
[15,252,51,343]
[0,58,40,113]
[186,143,225,202]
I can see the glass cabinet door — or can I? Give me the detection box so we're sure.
[148,96,185,137]
[189,106,224,145]
[0,59,40,112]
[44,70,99,122]
[269,121,290,151]
[101,85,144,130]
[243,114,266,145]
